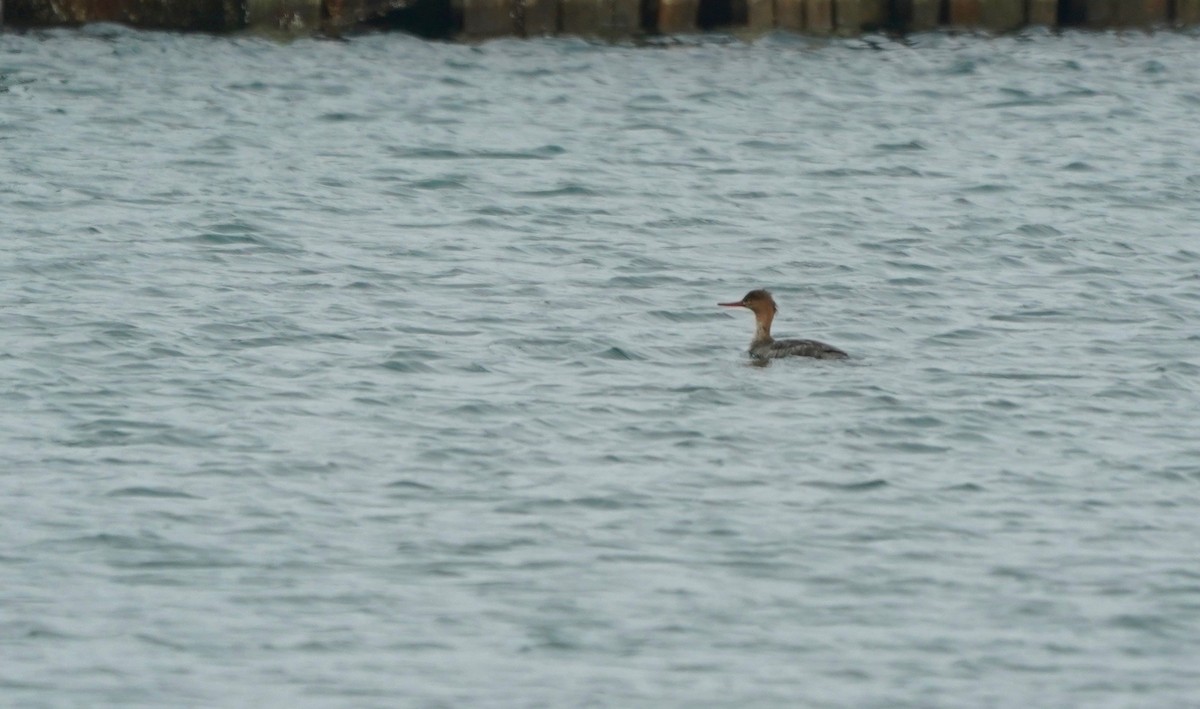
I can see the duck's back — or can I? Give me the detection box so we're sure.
[752,338,848,360]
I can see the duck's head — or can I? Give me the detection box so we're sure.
[718,289,778,317]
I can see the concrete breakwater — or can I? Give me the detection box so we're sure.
[2,0,1198,38]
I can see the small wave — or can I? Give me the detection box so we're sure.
[804,479,888,491]
[926,327,994,342]
[412,177,468,190]
[386,479,437,492]
[969,370,1085,381]
[893,415,944,428]
[989,309,1069,322]
[873,140,927,151]
[387,145,564,160]
[620,121,686,136]
[501,495,653,513]
[885,442,951,453]
[106,486,199,499]
[189,231,266,246]
[513,185,596,197]
[1016,223,1064,237]
[942,483,986,492]
[381,358,436,373]
[647,309,712,322]
[596,346,645,361]
[319,112,371,122]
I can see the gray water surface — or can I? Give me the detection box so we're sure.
[3,26,1200,707]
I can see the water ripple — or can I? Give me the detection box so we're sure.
[3,28,1200,709]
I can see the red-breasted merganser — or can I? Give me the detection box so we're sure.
[719,289,848,360]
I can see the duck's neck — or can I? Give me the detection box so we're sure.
[752,312,774,346]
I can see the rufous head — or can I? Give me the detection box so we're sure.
[718,289,778,316]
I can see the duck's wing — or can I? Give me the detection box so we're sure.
[764,338,849,360]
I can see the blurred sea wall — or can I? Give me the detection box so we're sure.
[2,0,1198,40]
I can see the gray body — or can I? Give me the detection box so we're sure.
[750,336,848,360]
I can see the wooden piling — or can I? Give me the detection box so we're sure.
[980,0,1024,30]
[560,0,601,33]
[3,0,240,29]
[774,0,803,30]
[948,0,1025,31]
[855,0,886,27]
[947,0,981,25]
[460,0,515,36]
[804,0,833,32]
[1088,0,1116,25]
[1058,0,1086,23]
[1179,0,1200,25]
[908,0,941,31]
[744,0,773,31]
[1143,0,1169,24]
[611,0,640,32]
[1086,0,1117,25]
[325,0,362,29]
[563,0,639,34]
[657,0,698,32]
[5,0,1200,37]
[1120,0,1168,25]
[832,0,863,35]
[519,0,558,34]
[1085,0,1167,26]
[245,0,321,31]
[1027,0,1057,26]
